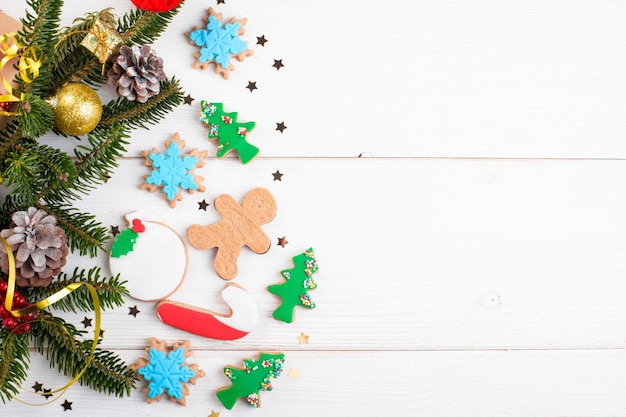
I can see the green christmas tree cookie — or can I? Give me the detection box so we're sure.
[216,353,285,409]
[268,248,318,323]
[200,100,258,164]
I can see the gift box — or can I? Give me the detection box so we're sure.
[80,18,123,64]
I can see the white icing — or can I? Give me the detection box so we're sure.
[109,212,187,301]
[215,284,259,332]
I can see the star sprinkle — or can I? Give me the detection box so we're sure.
[81,317,92,328]
[275,121,287,133]
[42,388,53,399]
[278,236,288,248]
[183,94,195,105]
[129,305,140,317]
[246,81,257,92]
[140,133,208,208]
[272,59,284,70]
[287,368,300,380]
[256,35,268,46]
[131,338,205,406]
[188,7,253,79]
[217,0,225,4]
[32,381,43,392]
[209,411,220,417]
[198,199,210,211]
[61,399,73,411]
[110,225,120,237]
[297,332,309,344]
[272,170,283,181]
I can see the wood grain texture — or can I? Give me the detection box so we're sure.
[1,1,624,416]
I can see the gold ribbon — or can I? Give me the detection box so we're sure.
[1,237,101,404]
[0,32,42,115]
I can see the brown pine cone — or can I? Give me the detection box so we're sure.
[107,44,166,103]
[0,207,69,287]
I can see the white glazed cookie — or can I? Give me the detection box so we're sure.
[109,211,188,301]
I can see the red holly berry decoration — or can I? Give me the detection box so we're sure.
[131,0,182,12]
[131,219,146,233]
[0,101,17,113]
[0,280,39,334]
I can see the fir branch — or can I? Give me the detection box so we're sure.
[99,78,184,129]
[0,331,30,403]
[28,267,128,313]
[16,94,55,140]
[30,314,136,397]
[39,203,108,257]
[70,123,129,196]
[117,1,185,45]
[19,0,63,98]
[4,150,44,207]
[0,122,24,173]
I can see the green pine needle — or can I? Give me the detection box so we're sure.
[0,331,30,404]
[117,1,185,45]
[99,78,184,130]
[28,267,129,313]
[30,314,137,397]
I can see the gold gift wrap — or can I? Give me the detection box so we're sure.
[80,18,123,64]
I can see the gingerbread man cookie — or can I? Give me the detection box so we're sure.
[187,188,277,280]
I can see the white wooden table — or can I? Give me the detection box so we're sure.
[2,1,625,416]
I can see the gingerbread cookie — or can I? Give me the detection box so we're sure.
[156,282,258,340]
[187,7,254,79]
[268,248,319,323]
[216,352,285,409]
[200,101,258,164]
[108,212,187,301]
[187,188,277,280]
[131,338,205,406]
[140,132,208,208]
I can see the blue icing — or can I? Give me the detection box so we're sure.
[146,142,199,201]
[189,16,248,68]
[138,347,196,400]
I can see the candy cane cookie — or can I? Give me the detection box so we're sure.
[156,283,258,340]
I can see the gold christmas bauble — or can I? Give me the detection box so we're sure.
[48,82,102,136]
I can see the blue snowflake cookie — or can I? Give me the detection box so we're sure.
[131,338,205,406]
[187,7,253,79]
[140,133,208,208]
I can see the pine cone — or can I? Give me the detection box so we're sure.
[107,44,166,103]
[0,208,69,287]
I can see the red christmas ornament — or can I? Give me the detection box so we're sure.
[0,101,17,112]
[131,0,183,12]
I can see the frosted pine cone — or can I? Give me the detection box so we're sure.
[107,44,166,103]
[0,208,69,287]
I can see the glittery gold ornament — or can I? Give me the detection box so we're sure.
[47,82,102,136]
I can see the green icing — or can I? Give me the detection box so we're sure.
[268,248,318,323]
[110,228,139,258]
[216,353,285,409]
[200,101,258,164]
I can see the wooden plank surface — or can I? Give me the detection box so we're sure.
[1,1,624,416]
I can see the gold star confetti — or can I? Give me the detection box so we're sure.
[297,332,309,344]
[287,368,300,380]
[208,410,220,417]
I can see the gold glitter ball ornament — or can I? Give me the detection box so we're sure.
[47,82,102,136]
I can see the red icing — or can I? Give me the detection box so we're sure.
[131,219,146,233]
[130,0,182,12]
[156,302,249,340]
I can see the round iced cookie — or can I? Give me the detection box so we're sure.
[109,211,187,301]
